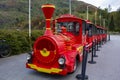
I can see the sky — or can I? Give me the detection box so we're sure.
[78,0,120,11]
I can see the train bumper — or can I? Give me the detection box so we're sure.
[26,63,67,75]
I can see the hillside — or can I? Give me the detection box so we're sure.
[0,0,119,32]
[0,0,28,29]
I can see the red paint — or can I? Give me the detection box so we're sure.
[26,4,107,75]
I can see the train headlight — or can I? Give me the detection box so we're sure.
[27,51,32,61]
[58,57,65,65]
[27,55,31,60]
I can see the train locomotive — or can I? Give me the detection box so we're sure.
[26,4,107,75]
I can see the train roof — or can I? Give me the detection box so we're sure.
[96,26,107,30]
[55,14,107,30]
[56,14,84,22]
[85,20,107,30]
[85,20,93,24]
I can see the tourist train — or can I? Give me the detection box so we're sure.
[26,4,107,75]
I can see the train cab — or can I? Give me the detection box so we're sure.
[53,14,88,45]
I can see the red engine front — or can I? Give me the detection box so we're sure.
[26,4,84,75]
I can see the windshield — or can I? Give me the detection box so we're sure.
[56,22,80,35]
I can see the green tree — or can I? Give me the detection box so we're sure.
[115,7,120,32]
[109,15,115,31]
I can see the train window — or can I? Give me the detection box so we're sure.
[56,23,61,33]
[92,25,96,35]
[105,30,107,33]
[97,28,100,34]
[102,29,105,34]
[56,22,80,35]
[88,24,92,37]
[67,22,74,32]
[75,23,80,35]
[94,26,97,35]
[100,29,102,34]
[102,30,104,34]
[82,21,86,35]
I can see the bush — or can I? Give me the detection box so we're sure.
[30,30,44,47]
[0,29,44,55]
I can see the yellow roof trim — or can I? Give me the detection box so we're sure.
[42,5,55,8]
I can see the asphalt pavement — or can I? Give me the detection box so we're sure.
[0,35,120,80]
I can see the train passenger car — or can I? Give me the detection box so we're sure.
[96,26,103,46]
[97,26,107,45]
[101,27,107,43]
[86,20,98,51]
[26,4,88,75]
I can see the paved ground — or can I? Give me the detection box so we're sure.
[0,35,120,80]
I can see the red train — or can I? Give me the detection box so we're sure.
[26,4,107,75]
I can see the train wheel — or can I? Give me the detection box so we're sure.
[0,47,11,58]
[73,59,77,72]
[70,59,78,73]
[69,59,78,74]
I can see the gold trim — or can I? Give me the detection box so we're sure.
[46,28,51,30]
[46,19,51,21]
[42,5,55,8]
[28,64,62,73]
[40,48,50,57]
[77,46,83,52]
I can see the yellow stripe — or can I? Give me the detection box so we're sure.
[40,48,50,57]
[28,64,62,73]
[46,28,51,30]
[46,19,51,21]
[77,46,83,52]
[42,5,55,8]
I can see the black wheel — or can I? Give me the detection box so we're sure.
[70,58,78,73]
[73,59,77,72]
[0,46,11,58]
[69,58,78,74]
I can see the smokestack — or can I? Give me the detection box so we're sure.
[41,4,55,35]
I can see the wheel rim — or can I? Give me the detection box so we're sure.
[73,59,77,71]
[0,49,11,58]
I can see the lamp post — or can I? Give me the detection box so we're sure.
[29,0,31,38]
[95,9,97,25]
[99,14,102,26]
[103,19,105,27]
[108,5,111,41]
[87,5,91,20]
[28,0,32,50]
[69,0,72,15]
